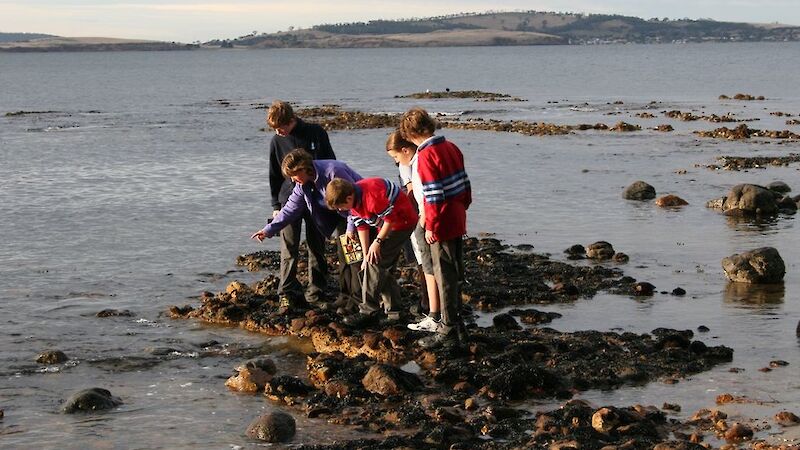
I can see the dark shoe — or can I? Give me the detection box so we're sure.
[342,311,380,328]
[417,327,467,350]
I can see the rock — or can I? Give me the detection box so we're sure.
[706,197,726,210]
[362,364,423,396]
[634,282,656,296]
[769,360,789,368]
[592,407,621,433]
[564,244,586,260]
[775,411,800,426]
[37,350,68,364]
[492,313,521,331]
[662,403,681,412]
[778,195,798,212]
[722,247,785,284]
[724,423,753,441]
[245,411,296,442]
[721,184,779,216]
[653,441,707,450]
[671,287,686,296]
[612,252,629,263]
[96,309,135,317]
[241,357,277,375]
[586,241,615,260]
[767,181,791,193]
[655,195,689,207]
[623,181,656,201]
[226,367,272,393]
[62,388,122,413]
[0,409,4,419]
[697,325,710,333]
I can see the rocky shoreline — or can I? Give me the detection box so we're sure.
[166,238,764,448]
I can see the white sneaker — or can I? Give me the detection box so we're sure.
[407,315,441,332]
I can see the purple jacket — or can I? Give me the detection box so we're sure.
[262,160,362,238]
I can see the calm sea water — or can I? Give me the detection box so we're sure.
[1,43,799,448]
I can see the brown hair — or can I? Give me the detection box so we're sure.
[281,148,315,178]
[267,100,295,128]
[399,107,436,140]
[385,130,416,152]
[325,178,355,209]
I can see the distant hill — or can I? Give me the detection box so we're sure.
[0,32,58,43]
[206,11,800,48]
[0,36,199,52]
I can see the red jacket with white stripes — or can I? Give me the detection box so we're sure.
[417,135,471,241]
[350,178,417,232]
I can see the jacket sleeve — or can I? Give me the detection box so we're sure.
[268,139,283,211]
[264,184,306,236]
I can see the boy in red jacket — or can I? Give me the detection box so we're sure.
[400,107,471,349]
[325,177,416,327]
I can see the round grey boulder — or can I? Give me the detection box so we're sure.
[62,388,122,413]
[722,184,779,216]
[246,411,296,442]
[722,247,785,284]
[623,181,656,200]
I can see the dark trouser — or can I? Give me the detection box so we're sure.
[278,211,327,302]
[334,220,362,305]
[431,237,465,334]
[359,227,414,314]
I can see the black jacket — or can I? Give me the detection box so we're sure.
[268,118,336,210]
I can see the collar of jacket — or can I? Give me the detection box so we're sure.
[417,135,445,152]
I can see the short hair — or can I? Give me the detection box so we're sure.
[325,178,355,209]
[281,148,315,178]
[267,100,295,128]
[385,129,416,152]
[399,107,436,140]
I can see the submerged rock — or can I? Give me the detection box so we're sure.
[246,411,296,442]
[96,309,135,317]
[62,388,122,413]
[767,181,792,194]
[722,247,785,284]
[655,195,688,207]
[623,181,656,200]
[37,350,68,364]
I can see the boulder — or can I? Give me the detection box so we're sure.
[245,411,296,442]
[62,388,122,413]
[564,244,586,260]
[767,181,791,193]
[775,411,800,426]
[655,195,688,207]
[724,422,753,441]
[36,350,68,364]
[623,181,656,200]
[586,241,615,260]
[492,313,521,331]
[226,367,272,393]
[241,357,277,375]
[722,247,785,284]
[721,184,779,216]
[362,364,423,396]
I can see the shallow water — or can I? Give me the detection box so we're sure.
[1,43,799,447]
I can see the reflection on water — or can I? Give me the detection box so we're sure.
[723,282,786,309]
[724,214,785,234]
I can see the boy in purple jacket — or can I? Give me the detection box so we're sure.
[252,149,362,311]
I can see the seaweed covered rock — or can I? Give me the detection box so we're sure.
[36,350,68,364]
[722,247,785,284]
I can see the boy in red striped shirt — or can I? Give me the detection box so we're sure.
[325,177,416,327]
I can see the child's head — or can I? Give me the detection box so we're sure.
[385,130,416,166]
[399,107,437,144]
[325,178,356,210]
[267,100,296,136]
[282,148,316,184]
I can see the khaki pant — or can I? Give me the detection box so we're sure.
[359,227,414,314]
[431,237,465,333]
[279,212,327,302]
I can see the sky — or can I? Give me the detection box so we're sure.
[1,0,798,43]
